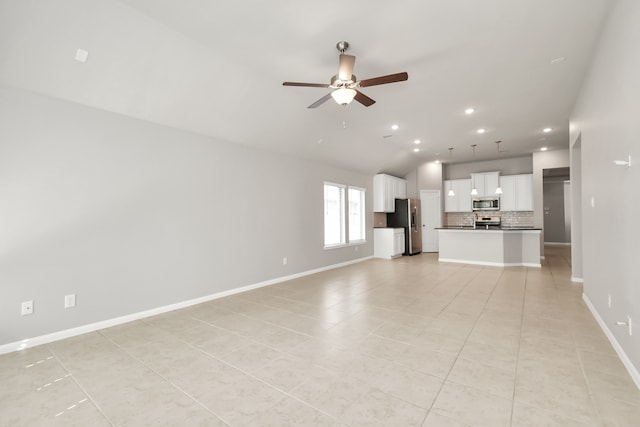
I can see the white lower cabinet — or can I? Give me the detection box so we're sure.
[374,228,405,259]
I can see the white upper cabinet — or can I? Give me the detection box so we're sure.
[499,175,517,211]
[373,174,407,212]
[444,179,472,212]
[515,174,533,211]
[499,174,533,211]
[470,172,500,197]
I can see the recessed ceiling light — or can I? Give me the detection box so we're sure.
[543,127,553,133]
[414,139,421,145]
[477,128,486,134]
[391,124,399,131]
[413,148,420,153]
[540,146,548,151]
[465,108,475,115]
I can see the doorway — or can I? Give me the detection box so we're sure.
[570,135,583,282]
[542,167,571,244]
[420,190,442,252]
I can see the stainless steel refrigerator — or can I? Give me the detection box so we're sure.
[387,198,422,255]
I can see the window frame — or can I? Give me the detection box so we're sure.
[323,182,346,249]
[347,186,366,246]
[323,181,367,250]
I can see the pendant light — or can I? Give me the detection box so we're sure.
[470,144,478,196]
[495,140,504,194]
[447,148,455,196]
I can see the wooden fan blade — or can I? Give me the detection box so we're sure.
[283,82,330,88]
[338,54,356,81]
[354,90,375,107]
[308,93,332,108]
[358,72,408,88]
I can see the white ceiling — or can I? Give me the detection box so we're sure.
[0,0,613,176]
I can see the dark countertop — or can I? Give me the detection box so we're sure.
[437,226,542,231]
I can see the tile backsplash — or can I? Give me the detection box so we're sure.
[445,211,534,227]
[373,212,388,228]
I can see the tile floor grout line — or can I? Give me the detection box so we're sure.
[101,323,346,426]
[96,328,235,426]
[508,266,529,427]
[46,345,117,427]
[419,265,508,425]
[188,338,349,425]
[574,329,607,426]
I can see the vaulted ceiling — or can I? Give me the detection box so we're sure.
[0,0,613,176]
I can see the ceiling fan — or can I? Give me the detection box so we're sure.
[283,41,408,108]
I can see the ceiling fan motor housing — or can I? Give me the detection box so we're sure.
[330,74,357,89]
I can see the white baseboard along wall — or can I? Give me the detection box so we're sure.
[0,256,372,355]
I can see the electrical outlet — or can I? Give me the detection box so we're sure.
[21,301,34,316]
[64,294,76,309]
[608,294,612,308]
[282,257,287,265]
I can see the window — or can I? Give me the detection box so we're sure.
[348,187,366,243]
[324,182,366,248]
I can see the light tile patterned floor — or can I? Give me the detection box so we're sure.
[1,246,639,426]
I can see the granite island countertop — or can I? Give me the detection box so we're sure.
[436,226,542,231]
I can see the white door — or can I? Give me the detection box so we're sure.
[420,190,442,252]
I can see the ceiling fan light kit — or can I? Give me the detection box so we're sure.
[331,88,357,105]
[283,41,408,108]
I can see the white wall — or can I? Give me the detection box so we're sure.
[0,86,372,346]
[532,149,570,253]
[563,181,571,243]
[405,161,443,199]
[570,0,640,380]
[570,139,583,280]
[446,156,533,180]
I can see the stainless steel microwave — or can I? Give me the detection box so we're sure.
[472,197,500,211]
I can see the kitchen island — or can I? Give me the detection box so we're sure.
[437,227,542,267]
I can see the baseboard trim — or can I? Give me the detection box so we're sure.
[438,258,541,268]
[0,256,373,355]
[571,276,584,283]
[582,293,640,390]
